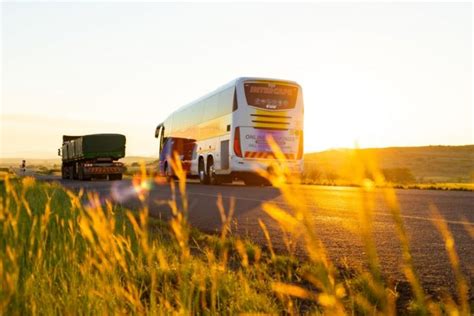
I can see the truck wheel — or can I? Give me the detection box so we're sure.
[78,166,90,181]
[69,166,74,180]
[73,163,79,180]
[78,166,83,180]
[61,166,66,179]
[198,158,209,185]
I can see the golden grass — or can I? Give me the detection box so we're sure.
[0,142,472,314]
[404,183,474,191]
[304,145,474,183]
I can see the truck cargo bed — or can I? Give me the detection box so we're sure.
[62,134,126,161]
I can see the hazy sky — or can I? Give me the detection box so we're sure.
[1,2,472,158]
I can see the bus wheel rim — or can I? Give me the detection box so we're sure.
[209,165,216,184]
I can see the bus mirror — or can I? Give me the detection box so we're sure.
[58,149,61,156]
[155,124,164,138]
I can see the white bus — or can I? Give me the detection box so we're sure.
[154,77,304,185]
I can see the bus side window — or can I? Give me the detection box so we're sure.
[203,96,218,121]
[217,87,234,117]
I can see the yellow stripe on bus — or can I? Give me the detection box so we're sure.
[252,116,290,123]
[254,109,290,117]
[244,151,295,159]
[253,122,288,129]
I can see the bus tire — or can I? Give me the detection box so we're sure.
[199,157,209,185]
[207,157,219,185]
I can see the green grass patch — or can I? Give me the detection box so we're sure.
[0,175,472,314]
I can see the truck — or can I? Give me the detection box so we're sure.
[58,134,126,181]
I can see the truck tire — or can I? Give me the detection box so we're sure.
[78,166,83,180]
[73,163,79,180]
[78,166,90,181]
[68,166,74,180]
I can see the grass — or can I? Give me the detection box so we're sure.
[396,183,474,191]
[304,145,474,184]
[303,145,474,191]
[0,177,280,314]
[0,145,472,314]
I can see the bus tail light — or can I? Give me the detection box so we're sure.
[234,127,242,157]
[297,131,304,160]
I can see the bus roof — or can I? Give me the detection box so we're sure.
[156,77,301,128]
[236,77,299,86]
[177,77,299,112]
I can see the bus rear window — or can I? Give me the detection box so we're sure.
[244,82,298,110]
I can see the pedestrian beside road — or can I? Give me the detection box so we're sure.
[21,160,26,174]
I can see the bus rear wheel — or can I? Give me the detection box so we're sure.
[199,158,209,185]
[207,158,220,185]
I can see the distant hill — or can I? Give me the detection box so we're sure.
[2,146,473,183]
[304,145,474,183]
[120,156,156,165]
[0,156,157,168]
[0,158,61,168]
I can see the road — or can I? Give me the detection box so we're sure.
[33,173,474,298]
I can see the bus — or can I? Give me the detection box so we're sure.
[154,77,304,185]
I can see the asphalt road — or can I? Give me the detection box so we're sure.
[32,173,474,298]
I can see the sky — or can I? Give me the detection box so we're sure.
[1,2,472,158]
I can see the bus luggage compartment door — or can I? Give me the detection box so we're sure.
[220,140,230,169]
